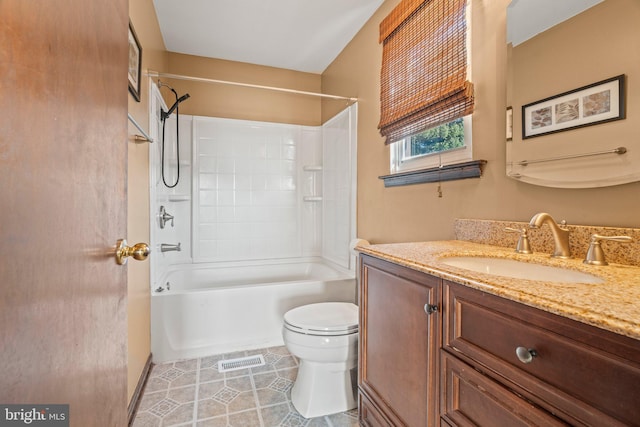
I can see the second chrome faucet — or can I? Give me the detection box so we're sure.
[512,213,632,264]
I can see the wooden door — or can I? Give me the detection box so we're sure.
[0,1,129,426]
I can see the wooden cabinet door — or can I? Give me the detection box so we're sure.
[360,392,394,427]
[359,255,441,427]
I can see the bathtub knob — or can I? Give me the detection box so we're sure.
[115,239,150,265]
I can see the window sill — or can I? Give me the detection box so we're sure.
[379,160,487,188]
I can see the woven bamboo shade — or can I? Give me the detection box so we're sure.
[378,0,474,145]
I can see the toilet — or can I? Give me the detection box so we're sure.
[282,302,359,418]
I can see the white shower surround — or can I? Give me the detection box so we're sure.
[192,117,324,263]
[148,87,358,362]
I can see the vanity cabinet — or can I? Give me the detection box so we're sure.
[358,255,441,427]
[442,281,640,427]
[357,253,640,426]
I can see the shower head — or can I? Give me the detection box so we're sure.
[161,93,190,121]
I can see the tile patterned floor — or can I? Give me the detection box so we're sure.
[132,346,359,427]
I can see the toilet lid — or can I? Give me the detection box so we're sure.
[284,302,358,336]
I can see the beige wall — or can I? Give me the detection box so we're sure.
[127,0,168,404]
[322,0,640,244]
[164,53,322,125]
[125,0,640,402]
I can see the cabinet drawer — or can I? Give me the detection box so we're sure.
[441,351,568,427]
[444,281,640,426]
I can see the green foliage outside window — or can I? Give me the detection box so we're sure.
[408,118,464,157]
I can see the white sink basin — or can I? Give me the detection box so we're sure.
[440,257,604,284]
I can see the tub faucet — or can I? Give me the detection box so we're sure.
[528,213,571,258]
[160,243,181,253]
[159,206,174,229]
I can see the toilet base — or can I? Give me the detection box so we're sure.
[290,360,357,418]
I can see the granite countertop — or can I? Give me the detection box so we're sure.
[356,240,640,341]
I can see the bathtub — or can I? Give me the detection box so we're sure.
[151,259,356,363]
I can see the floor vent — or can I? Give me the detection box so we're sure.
[217,355,265,373]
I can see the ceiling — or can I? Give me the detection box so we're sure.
[152,0,385,74]
[507,0,603,46]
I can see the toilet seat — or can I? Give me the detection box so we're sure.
[284,302,358,336]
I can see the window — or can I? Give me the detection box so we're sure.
[379,0,474,174]
[391,116,472,173]
[409,119,464,158]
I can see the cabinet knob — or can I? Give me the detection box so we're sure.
[424,304,438,315]
[515,346,537,364]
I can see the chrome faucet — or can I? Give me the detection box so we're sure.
[528,212,571,258]
[160,243,181,253]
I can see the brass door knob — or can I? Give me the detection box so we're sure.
[115,239,150,265]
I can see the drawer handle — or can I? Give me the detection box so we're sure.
[424,304,438,315]
[515,346,537,364]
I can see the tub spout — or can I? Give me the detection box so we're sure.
[160,243,181,253]
[528,213,571,258]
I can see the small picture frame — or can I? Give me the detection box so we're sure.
[506,106,513,141]
[522,75,625,139]
[128,21,142,102]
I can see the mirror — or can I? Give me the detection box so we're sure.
[506,0,640,188]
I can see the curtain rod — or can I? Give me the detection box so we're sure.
[146,70,358,103]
